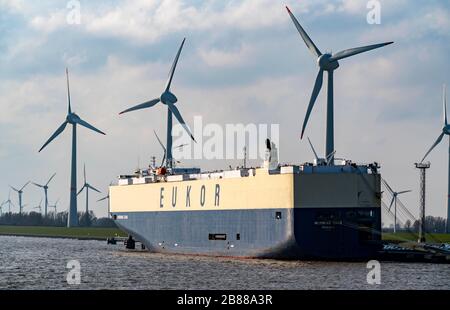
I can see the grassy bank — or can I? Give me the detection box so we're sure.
[0,225,127,240]
[382,232,450,243]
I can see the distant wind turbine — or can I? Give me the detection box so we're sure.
[382,179,411,233]
[420,84,450,233]
[2,190,14,213]
[49,199,59,216]
[32,173,56,218]
[286,6,393,164]
[77,164,101,218]
[97,182,113,219]
[34,199,43,214]
[307,137,334,166]
[154,130,187,167]
[10,181,30,215]
[38,68,106,227]
[119,38,195,168]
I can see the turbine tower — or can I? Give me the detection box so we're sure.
[77,164,101,221]
[32,173,56,218]
[382,179,411,233]
[38,68,106,227]
[10,181,29,215]
[420,84,450,233]
[286,6,393,163]
[119,38,195,169]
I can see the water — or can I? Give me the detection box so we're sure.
[0,236,448,290]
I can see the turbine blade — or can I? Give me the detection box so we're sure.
[286,6,322,58]
[39,121,68,152]
[87,184,101,193]
[153,130,167,152]
[326,150,336,164]
[162,151,166,167]
[421,132,445,162]
[382,179,394,194]
[20,181,30,191]
[66,68,72,114]
[329,42,393,62]
[77,185,85,196]
[10,186,19,192]
[397,190,412,195]
[97,195,109,202]
[307,137,320,161]
[84,164,86,184]
[32,182,45,188]
[119,98,160,115]
[301,69,323,139]
[165,38,186,91]
[46,173,56,186]
[444,84,447,126]
[167,103,196,142]
[75,118,106,135]
[388,196,395,211]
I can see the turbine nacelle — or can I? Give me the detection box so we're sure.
[160,91,178,105]
[66,113,81,124]
[318,54,339,71]
[443,126,450,135]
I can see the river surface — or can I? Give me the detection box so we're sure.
[0,235,448,290]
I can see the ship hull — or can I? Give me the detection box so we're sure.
[114,207,381,260]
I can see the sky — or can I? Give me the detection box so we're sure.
[0,0,449,222]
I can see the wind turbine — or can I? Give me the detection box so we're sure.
[32,173,56,218]
[307,137,334,166]
[421,84,450,233]
[154,130,187,167]
[119,38,196,169]
[286,6,393,164]
[49,199,59,216]
[98,182,113,218]
[77,164,101,222]
[38,68,106,227]
[10,181,30,215]
[2,190,14,213]
[382,179,411,233]
[34,199,43,214]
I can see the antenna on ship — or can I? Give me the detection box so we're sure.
[119,38,196,170]
[286,6,393,164]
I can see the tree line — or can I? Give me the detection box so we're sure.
[0,211,116,227]
[383,216,447,233]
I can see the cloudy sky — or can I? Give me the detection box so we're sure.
[0,0,449,222]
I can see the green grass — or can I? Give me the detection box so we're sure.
[383,232,450,243]
[0,225,127,239]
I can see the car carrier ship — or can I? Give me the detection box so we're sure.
[110,152,382,260]
[110,7,390,260]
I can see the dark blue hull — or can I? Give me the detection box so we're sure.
[114,207,381,260]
